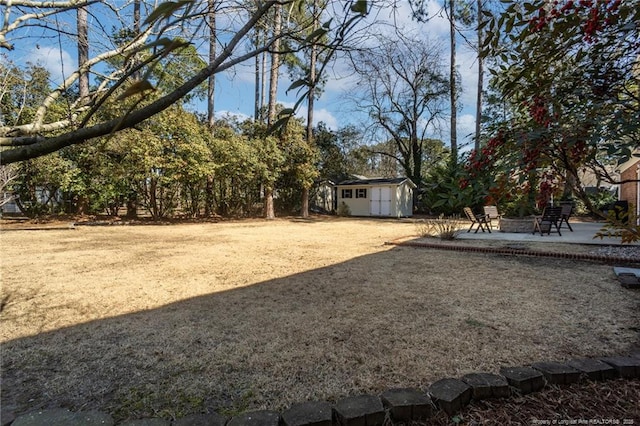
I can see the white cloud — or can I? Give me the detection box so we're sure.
[322,58,360,95]
[223,59,257,85]
[311,108,338,130]
[279,100,338,130]
[349,0,450,42]
[215,110,251,123]
[458,113,476,138]
[457,46,481,108]
[26,46,73,86]
[409,0,451,39]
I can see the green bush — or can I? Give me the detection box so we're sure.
[421,164,480,216]
[502,191,538,217]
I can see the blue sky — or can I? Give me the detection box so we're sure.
[211,1,482,150]
[7,0,482,150]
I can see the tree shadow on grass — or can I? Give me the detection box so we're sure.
[2,246,639,422]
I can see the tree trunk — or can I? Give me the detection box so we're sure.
[475,0,483,152]
[205,175,215,217]
[254,31,261,120]
[301,188,309,217]
[77,5,89,101]
[126,193,138,218]
[264,187,275,220]
[261,50,268,120]
[132,0,141,82]
[267,5,282,126]
[264,4,282,220]
[302,2,319,219]
[124,0,141,220]
[204,1,217,217]
[207,0,217,130]
[449,0,458,161]
[150,177,158,218]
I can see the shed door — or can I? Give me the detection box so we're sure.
[370,187,391,216]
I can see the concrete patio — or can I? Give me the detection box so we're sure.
[457,221,640,247]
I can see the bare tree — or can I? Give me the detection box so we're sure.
[347,33,449,187]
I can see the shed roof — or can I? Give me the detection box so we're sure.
[337,177,416,188]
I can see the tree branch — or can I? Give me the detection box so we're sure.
[0,0,98,50]
[0,1,280,164]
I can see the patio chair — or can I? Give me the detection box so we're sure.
[533,206,563,236]
[558,203,573,232]
[483,205,502,229]
[463,206,491,233]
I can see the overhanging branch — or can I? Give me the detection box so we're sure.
[0,1,279,164]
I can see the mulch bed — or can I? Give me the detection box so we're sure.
[428,378,640,425]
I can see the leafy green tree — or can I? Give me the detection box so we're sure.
[208,129,259,216]
[122,106,213,219]
[276,117,319,213]
[475,0,639,239]
[159,108,214,218]
[0,60,65,129]
[65,140,131,215]
[64,105,214,219]
[239,120,286,217]
[0,61,79,216]
[313,123,360,181]
[12,154,81,217]
[421,161,476,215]
[482,0,639,181]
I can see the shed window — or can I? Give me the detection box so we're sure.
[341,189,352,198]
[356,188,367,198]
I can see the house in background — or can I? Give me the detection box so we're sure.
[336,177,416,218]
[1,192,20,214]
[618,155,640,224]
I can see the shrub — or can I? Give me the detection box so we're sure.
[595,204,639,244]
[416,214,463,240]
[336,201,351,217]
[421,162,480,216]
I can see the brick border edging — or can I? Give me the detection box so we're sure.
[385,238,640,266]
[6,355,640,426]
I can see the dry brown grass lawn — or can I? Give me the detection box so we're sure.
[1,216,639,422]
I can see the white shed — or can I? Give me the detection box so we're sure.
[336,177,416,218]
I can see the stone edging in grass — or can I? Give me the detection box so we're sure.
[5,355,640,426]
[385,238,640,266]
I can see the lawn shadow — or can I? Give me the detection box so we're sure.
[2,245,639,422]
